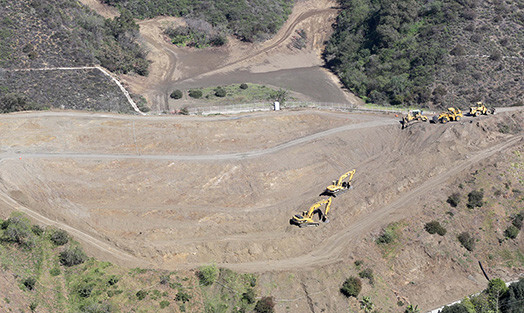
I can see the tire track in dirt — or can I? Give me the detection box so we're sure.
[199,135,523,272]
[0,118,397,161]
[0,184,149,267]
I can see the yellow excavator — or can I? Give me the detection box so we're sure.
[469,102,495,116]
[432,107,463,124]
[290,197,332,227]
[324,169,355,197]
[401,110,429,129]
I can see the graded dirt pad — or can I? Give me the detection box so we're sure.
[0,109,522,311]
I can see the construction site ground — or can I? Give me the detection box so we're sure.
[0,108,522,311]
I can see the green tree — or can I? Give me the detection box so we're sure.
[197,265,218,286]
[340,276,362,298]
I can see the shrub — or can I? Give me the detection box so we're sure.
[159,274,170,285]
[188,89,202,99]
[74,282,94,298]
[425,221,447,236]
[458,232,475,251]
[214,87,226,97]
[81,302,112,313]
[136,289,148,300]
[107,275,119,286]
[511,212,523,230]
[23,277,36,290]
[59,246,87,266]
[254,296,275,313]
[29,302,38,312]
[179,107,189,115]
[170,89,183,99]
[242,288,256,304]
[159,300,170,309]
[197,265,218,286]
[487,278,508,298]
[50,229,69,246]
[49,268,61,276]
[489,51,502,62]
[504,225,519,239]
[4,215,34,247]
[340,276,362,298]
[239,83,248,90]
[447,193,461,207]
[467,190,484,208]
[358,268,374,285]
[31,225,44,236]
[175,291,192,303]
[440,303,468,313]
[450,45,465,56]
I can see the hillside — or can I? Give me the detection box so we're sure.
[102,0,294,42]
[324,0,524,109]
[0,0,148,113]
[0,108,522,312]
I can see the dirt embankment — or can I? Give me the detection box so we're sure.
[0,109,522,311]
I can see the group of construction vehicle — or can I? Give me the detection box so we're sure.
[400,102,495,129]
[290,169,355,228]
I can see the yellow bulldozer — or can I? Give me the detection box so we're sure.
[324,169,355,197]
[290,197,332,227]
[432,107,463,124]
[401,110,429,129]
[469,102,495,116]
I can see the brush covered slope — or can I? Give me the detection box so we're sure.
[0,0,148,113]
[324,0,523,108]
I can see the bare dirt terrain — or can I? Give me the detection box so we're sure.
[0,108,522,311]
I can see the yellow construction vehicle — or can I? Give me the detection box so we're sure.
[401,110,429,129]
[432,107,463,124]
[324,169,355,196]
[469,102,495,116]
[290,197,332,227]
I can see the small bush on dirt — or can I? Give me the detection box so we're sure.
[3,215,34,247]
[425,221,447,236]
[23,277,36,290]
[340,276,362,298]
[188,89,202,99]
[254,296,275,313]
[447,193,461,207]
[175,291,192,303]
[159,274,170,285]
[160,300,170,309]
[239,83,248,89]
[107,275,119,286]
[467,190,484,208]
[136,289,148,300]
[74,282,94,298]
[504,225,519,239]
[197,265,218,286]
[29,302,38,312]
[50,229,69,246]
[80,302,112,313]
[242,288,256,304]
[511,212,523,230]
[354,260,364,267]
[358,268,374,285]
[59,246,87,267]
[376,226,397,245]
[50,268,60,276]
[170,89,183,99]
[179,107,189,115]
[458,232,475,251]
[31,225,44,236]
[214,87,226,97]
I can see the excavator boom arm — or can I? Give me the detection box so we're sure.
[336,169,356,187]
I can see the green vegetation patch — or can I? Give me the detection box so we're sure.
[103,0,293,42]
[172,83,292,105]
